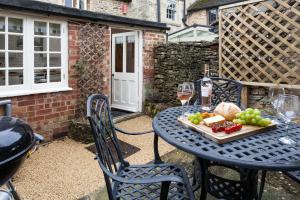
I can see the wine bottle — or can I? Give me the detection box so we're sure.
[201,64,213,111]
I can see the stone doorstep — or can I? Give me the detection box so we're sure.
[113,112,143,124]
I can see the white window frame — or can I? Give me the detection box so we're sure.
[208,8,218,25]
[166,0,177,21]
[0,12,70,98]
[65,0,87,9]
[78,0,87,10]
[0,15,27,92]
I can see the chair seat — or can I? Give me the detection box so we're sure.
[113,163,195,200]
[284,170,300,184]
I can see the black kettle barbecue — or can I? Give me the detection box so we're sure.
[0,116,36,186]
[0,100,43,200]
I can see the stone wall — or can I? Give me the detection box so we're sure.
[148,41,218,106]
[187,10,208,26]
[91,0,156,21]
[146,41,300,116]
[36,0,197,34]
[248,86,300,109]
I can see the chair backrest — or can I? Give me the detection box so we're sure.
[87,94,126,198]
[195,77,243,107]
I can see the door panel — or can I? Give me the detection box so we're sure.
[111,32,139,112]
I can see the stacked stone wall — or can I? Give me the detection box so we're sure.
[149,41,218,106]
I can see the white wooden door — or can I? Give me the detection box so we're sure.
[111,32,139,112]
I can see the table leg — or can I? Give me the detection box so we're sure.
[257,170,267,200]
[198,158,208,200]
[194,158,259,200]
[241,169,259,200]
[192,158,202,191]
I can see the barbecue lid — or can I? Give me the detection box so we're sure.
[0,116,35,165]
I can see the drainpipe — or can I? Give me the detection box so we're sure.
[182,0,188,26]
[157,0,161,22]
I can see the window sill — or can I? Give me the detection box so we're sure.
[0,87,73,98]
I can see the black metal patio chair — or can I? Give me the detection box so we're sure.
[194,77,243,107]
[87,94,195,200]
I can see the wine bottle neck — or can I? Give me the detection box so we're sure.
[204,64,210,77]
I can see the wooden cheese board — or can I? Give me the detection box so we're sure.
[178,116,277,144]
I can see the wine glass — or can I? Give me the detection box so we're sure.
[177,83,193,117]
[183,82,195,115]
[268,86,285,123]
[276,94,299,145]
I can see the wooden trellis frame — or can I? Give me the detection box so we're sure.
[219,0,300,89]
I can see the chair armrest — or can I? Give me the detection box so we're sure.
[115,127,153,135]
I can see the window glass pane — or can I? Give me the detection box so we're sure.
[0,17,4,32]
[208,8,218,24]
[115,37,123,73]
[8,35,23,50]
[50,54,61,67]
[0,53,4,68]
[166,0,176,20]
[9,53,23,68]
[34,37,47,51]
[34,53,47,67]
[126,36,135,73]
[0,70,5,86]
[65,0,73,7]
[34,21,47,35]
[0,34,4,49]
[34,69,47,83]
[8,18,23,33]
[50,69,61,82]
[8,70,23,85]
[50,23,61,36]
[49,38,61,51]
[79,0,85,9]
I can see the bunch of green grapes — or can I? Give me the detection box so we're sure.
[188,112,203,125]
[233,108,271,127]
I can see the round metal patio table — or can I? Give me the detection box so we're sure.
[152,106,300,199]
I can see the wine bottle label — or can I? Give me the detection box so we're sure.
[201,86,210,97]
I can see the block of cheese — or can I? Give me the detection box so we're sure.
[203,115,226,127]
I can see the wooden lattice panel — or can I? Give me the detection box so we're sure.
[219,0,300,88]
[76,23,106,118]
[79,23,106,64]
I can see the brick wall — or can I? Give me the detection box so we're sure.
[143,31,166,85]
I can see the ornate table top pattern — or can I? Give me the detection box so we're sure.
[153,106,300,171]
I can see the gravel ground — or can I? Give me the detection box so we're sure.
[10,115,174,200]
[13,139,103,200]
